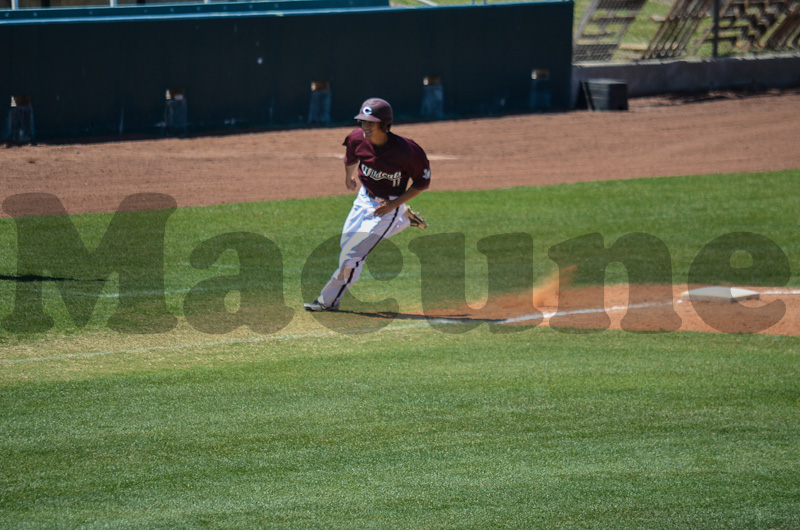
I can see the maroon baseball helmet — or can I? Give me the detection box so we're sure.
[355,98,393,124]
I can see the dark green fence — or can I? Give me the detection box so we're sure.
[0,1,574,141]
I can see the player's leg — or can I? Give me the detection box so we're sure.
[306,189,402,311]
[314,212,399,309]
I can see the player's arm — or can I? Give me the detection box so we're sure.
[373,186,424,217]
[344,163,358,191]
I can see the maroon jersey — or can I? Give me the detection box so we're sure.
[343,128,431,199]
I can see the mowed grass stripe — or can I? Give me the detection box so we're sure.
[1,329,798,527]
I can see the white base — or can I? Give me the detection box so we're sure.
[681,286,760,303]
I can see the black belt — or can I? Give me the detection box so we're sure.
[365,189,387,200]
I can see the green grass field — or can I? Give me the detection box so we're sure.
[1,170,799,528]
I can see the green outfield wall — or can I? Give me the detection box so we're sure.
[0,1,574,141]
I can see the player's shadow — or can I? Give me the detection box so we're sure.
[0,274,106,282]
[336,309,510,325]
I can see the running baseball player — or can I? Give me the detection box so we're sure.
[304,97,430,312]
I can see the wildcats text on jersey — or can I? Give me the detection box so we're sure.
[360,162,403,186]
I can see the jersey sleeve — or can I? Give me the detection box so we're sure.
[343,129,360,166]
[407,140,431,191]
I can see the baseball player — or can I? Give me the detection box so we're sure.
[304,97,431,312]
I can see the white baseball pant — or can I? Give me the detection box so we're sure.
[316,186,412,309]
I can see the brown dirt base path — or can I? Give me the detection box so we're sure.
[419,284,800,337]
[2,89,800,336]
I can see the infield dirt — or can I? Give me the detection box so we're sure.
[3,89,800,336]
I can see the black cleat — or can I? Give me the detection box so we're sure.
[304,300,339,312]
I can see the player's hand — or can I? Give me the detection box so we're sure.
[346,176,357,190]
[373,199,397,217]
